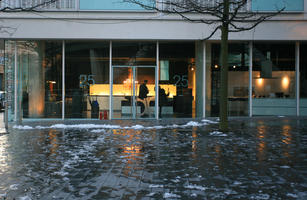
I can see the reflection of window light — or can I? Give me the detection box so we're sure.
[160,60,169,81]
[233,65,236,69]
[257,78,263,86]
[282,76,289,89]
[214,64,218,69]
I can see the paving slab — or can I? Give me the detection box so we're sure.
[0,116,307,199]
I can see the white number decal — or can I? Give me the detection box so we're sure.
[79,74,95,87]
[173,75,188,87]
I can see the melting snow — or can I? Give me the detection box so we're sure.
[286,193,298,198]
[250,194,270,200]
[149,184,164,188]
[232,181,243,185]
[9,184,19,190]
[184,184,207,191]
[191,193,197,197]
[17,196,32,200]
[13,119,218,131]
[147,192,155,197]
[13,125,33,130]
[202,119,218,124]
[183,121,203,127]
[163,192,181,198]
[209,131,227,137]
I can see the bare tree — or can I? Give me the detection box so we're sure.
[0,0,58,11]
[124,0,284,131]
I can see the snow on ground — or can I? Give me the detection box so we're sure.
[12,119,218,131]
[163,192,181,198]
[184,184,207,191]
[209,131,228,137]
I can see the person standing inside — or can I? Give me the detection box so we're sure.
[158,86,169,118]
[139,80,149,117]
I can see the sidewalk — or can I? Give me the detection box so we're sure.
[0,117,307,199]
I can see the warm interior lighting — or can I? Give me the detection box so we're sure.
[257,78,263,86]
[282,76,289,89]
[233,65,236,69]
[90,84,177,97]
[214,65,218,69]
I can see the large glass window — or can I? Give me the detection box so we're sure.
[252,43,296,116]
[4,41,15,121]
[17,41,62,119]
[300,43,307,116]
[159,42,195,118]
[251,0,304,12]
[0,40,4,91]
[112,42,156,66]
[79,0,153,10]
[112,42,156,119]
[65,41,109,118]
[207,43,249,117]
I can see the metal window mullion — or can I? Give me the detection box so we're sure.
[249,41,253,117]
[203,41,206,118]
[75,0,79,10]
[133,66,136,119]
[62,40,65,120]
[14,41,17,122]
[296,42,300,116]
[156,41,159,119]
[109,41,113,119]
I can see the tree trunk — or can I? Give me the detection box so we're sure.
[219,0,229,131]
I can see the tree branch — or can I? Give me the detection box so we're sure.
[0,0,59,12]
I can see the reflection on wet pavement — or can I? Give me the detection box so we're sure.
[0,118,307,199]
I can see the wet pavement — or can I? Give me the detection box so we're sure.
[0,116,307,199]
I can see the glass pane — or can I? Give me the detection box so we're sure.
[300,43,307,116]
[208,43,249,117]
[252,43,296,116]
[159,42,195,118]
[79,0,154,10]
[112,42,156,66]
[136,67,156,119]
[251,0,304,12]
[65,41,109,119]
[113,67,133,119]
[0,40,4,92]
[18,41,62,118]
[4,41,15,121]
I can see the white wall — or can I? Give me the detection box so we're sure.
[1,10,307,41]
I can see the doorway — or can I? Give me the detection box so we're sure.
[111,65,156,119]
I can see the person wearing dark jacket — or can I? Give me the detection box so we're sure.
[159,86,169,118]
[139,80,149,116]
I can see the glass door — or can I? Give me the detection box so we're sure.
[111,66,156,119]
[135,66,156,119]
[112,66,133,119]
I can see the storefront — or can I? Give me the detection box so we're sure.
[3,40,307,122]
[205,41,307,117]
[4,41,197,121]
